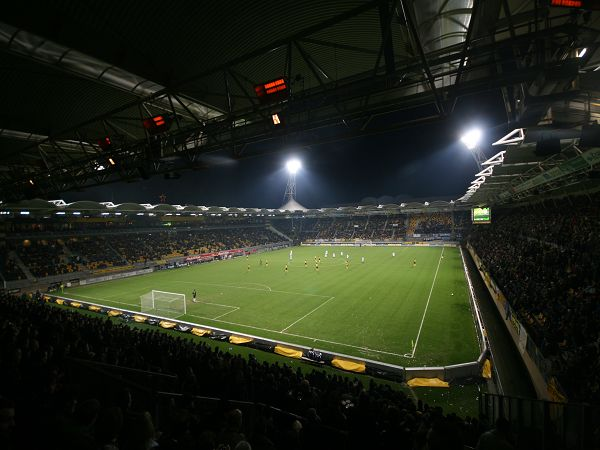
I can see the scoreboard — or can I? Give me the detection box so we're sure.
[472,207,492,224]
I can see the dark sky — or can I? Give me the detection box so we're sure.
[63,91,509,208]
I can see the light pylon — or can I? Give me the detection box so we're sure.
[283,171,297,203]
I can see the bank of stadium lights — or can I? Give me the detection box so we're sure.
[460,128,482,150]
[286,159,301,174]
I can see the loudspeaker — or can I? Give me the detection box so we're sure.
[535,138,561,156]
[580,124,600,147]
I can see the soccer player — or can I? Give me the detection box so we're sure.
[247,263,251,272]
[345,260,349,270]
[304,259,308,268]
[392,252,396,257]
[259,258,262,266]
[361,256,365,264]
[325,250,328,257]
[315,263,319,272]
[284,264,288,273]
[413,258,417,268]
[289,249,293,260]
[265,260,269,267]
[318,257,321,264]
[192,289,197,303]
[333,252,336,258]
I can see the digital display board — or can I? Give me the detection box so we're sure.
[472,207,491,224]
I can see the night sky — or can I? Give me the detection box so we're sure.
[63,91,509,209]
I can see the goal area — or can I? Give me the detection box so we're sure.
[140,290,186,318]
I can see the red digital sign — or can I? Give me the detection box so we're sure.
[254,78,289,103]
[143,115,172,134]
[549,0,600,8]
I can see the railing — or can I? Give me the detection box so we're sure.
[480,392,600,450]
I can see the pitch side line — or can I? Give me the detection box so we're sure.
[280,296,336,332]
[175,280,330,298]
[409,247,445,358]
[186,313,407,358]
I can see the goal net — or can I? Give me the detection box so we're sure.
[140,290,186,318]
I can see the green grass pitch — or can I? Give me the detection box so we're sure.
[63,245,480,367]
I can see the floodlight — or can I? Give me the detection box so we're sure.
[577,48,587,58]
[461,128,482,150]
[286,159,301,174]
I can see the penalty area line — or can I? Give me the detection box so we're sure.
[280,296,336,333]
[409,247,444,358]
[185,313,408,358]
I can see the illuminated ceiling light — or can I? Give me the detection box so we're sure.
[272,113,281,125]
[28,179,34,185]
[461,128,482,150]
[98,136,112,150]
[577,48,587,58]
[108,157,116,166]
[286,159,301,174]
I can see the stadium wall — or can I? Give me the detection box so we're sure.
[466,244,563,402]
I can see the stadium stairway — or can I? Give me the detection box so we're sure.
[9,250,35,281]
[268,224,292,242]
[463,247,536,399]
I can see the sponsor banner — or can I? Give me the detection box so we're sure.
[184,248,245,263]
[80,268,153,286]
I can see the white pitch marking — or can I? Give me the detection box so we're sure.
[185,313,408,358]
[175,280,329,298]
[66,294,137,309]
[410,247,445,358]
[238,282,272,291]
[280,296,336,333]
[212,307,240,320]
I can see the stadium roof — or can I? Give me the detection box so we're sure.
[1,1,599,201]
[0,198,460,217]
[457,126,600,205]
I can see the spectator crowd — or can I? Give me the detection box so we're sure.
[0,292,488,450]
[468,197,600,403]
[0,227,283,280]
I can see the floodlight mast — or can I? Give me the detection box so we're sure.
[461,128,486,170]
[283,159,301,203]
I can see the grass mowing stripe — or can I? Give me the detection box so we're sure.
[410,247,444,358]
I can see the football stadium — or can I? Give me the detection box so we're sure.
[1,2,600,449]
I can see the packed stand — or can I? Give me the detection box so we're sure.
[0,292,486,450]
[9,239,73,278]
[468,199,600,403]
[300,215,407,241]
[66,236,127,270]
[407,213,452,236]
[0,245,26,281]
[2,227,283,278]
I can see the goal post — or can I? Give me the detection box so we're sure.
[140,290,186,318]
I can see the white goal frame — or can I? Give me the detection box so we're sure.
[140,290,186,317]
